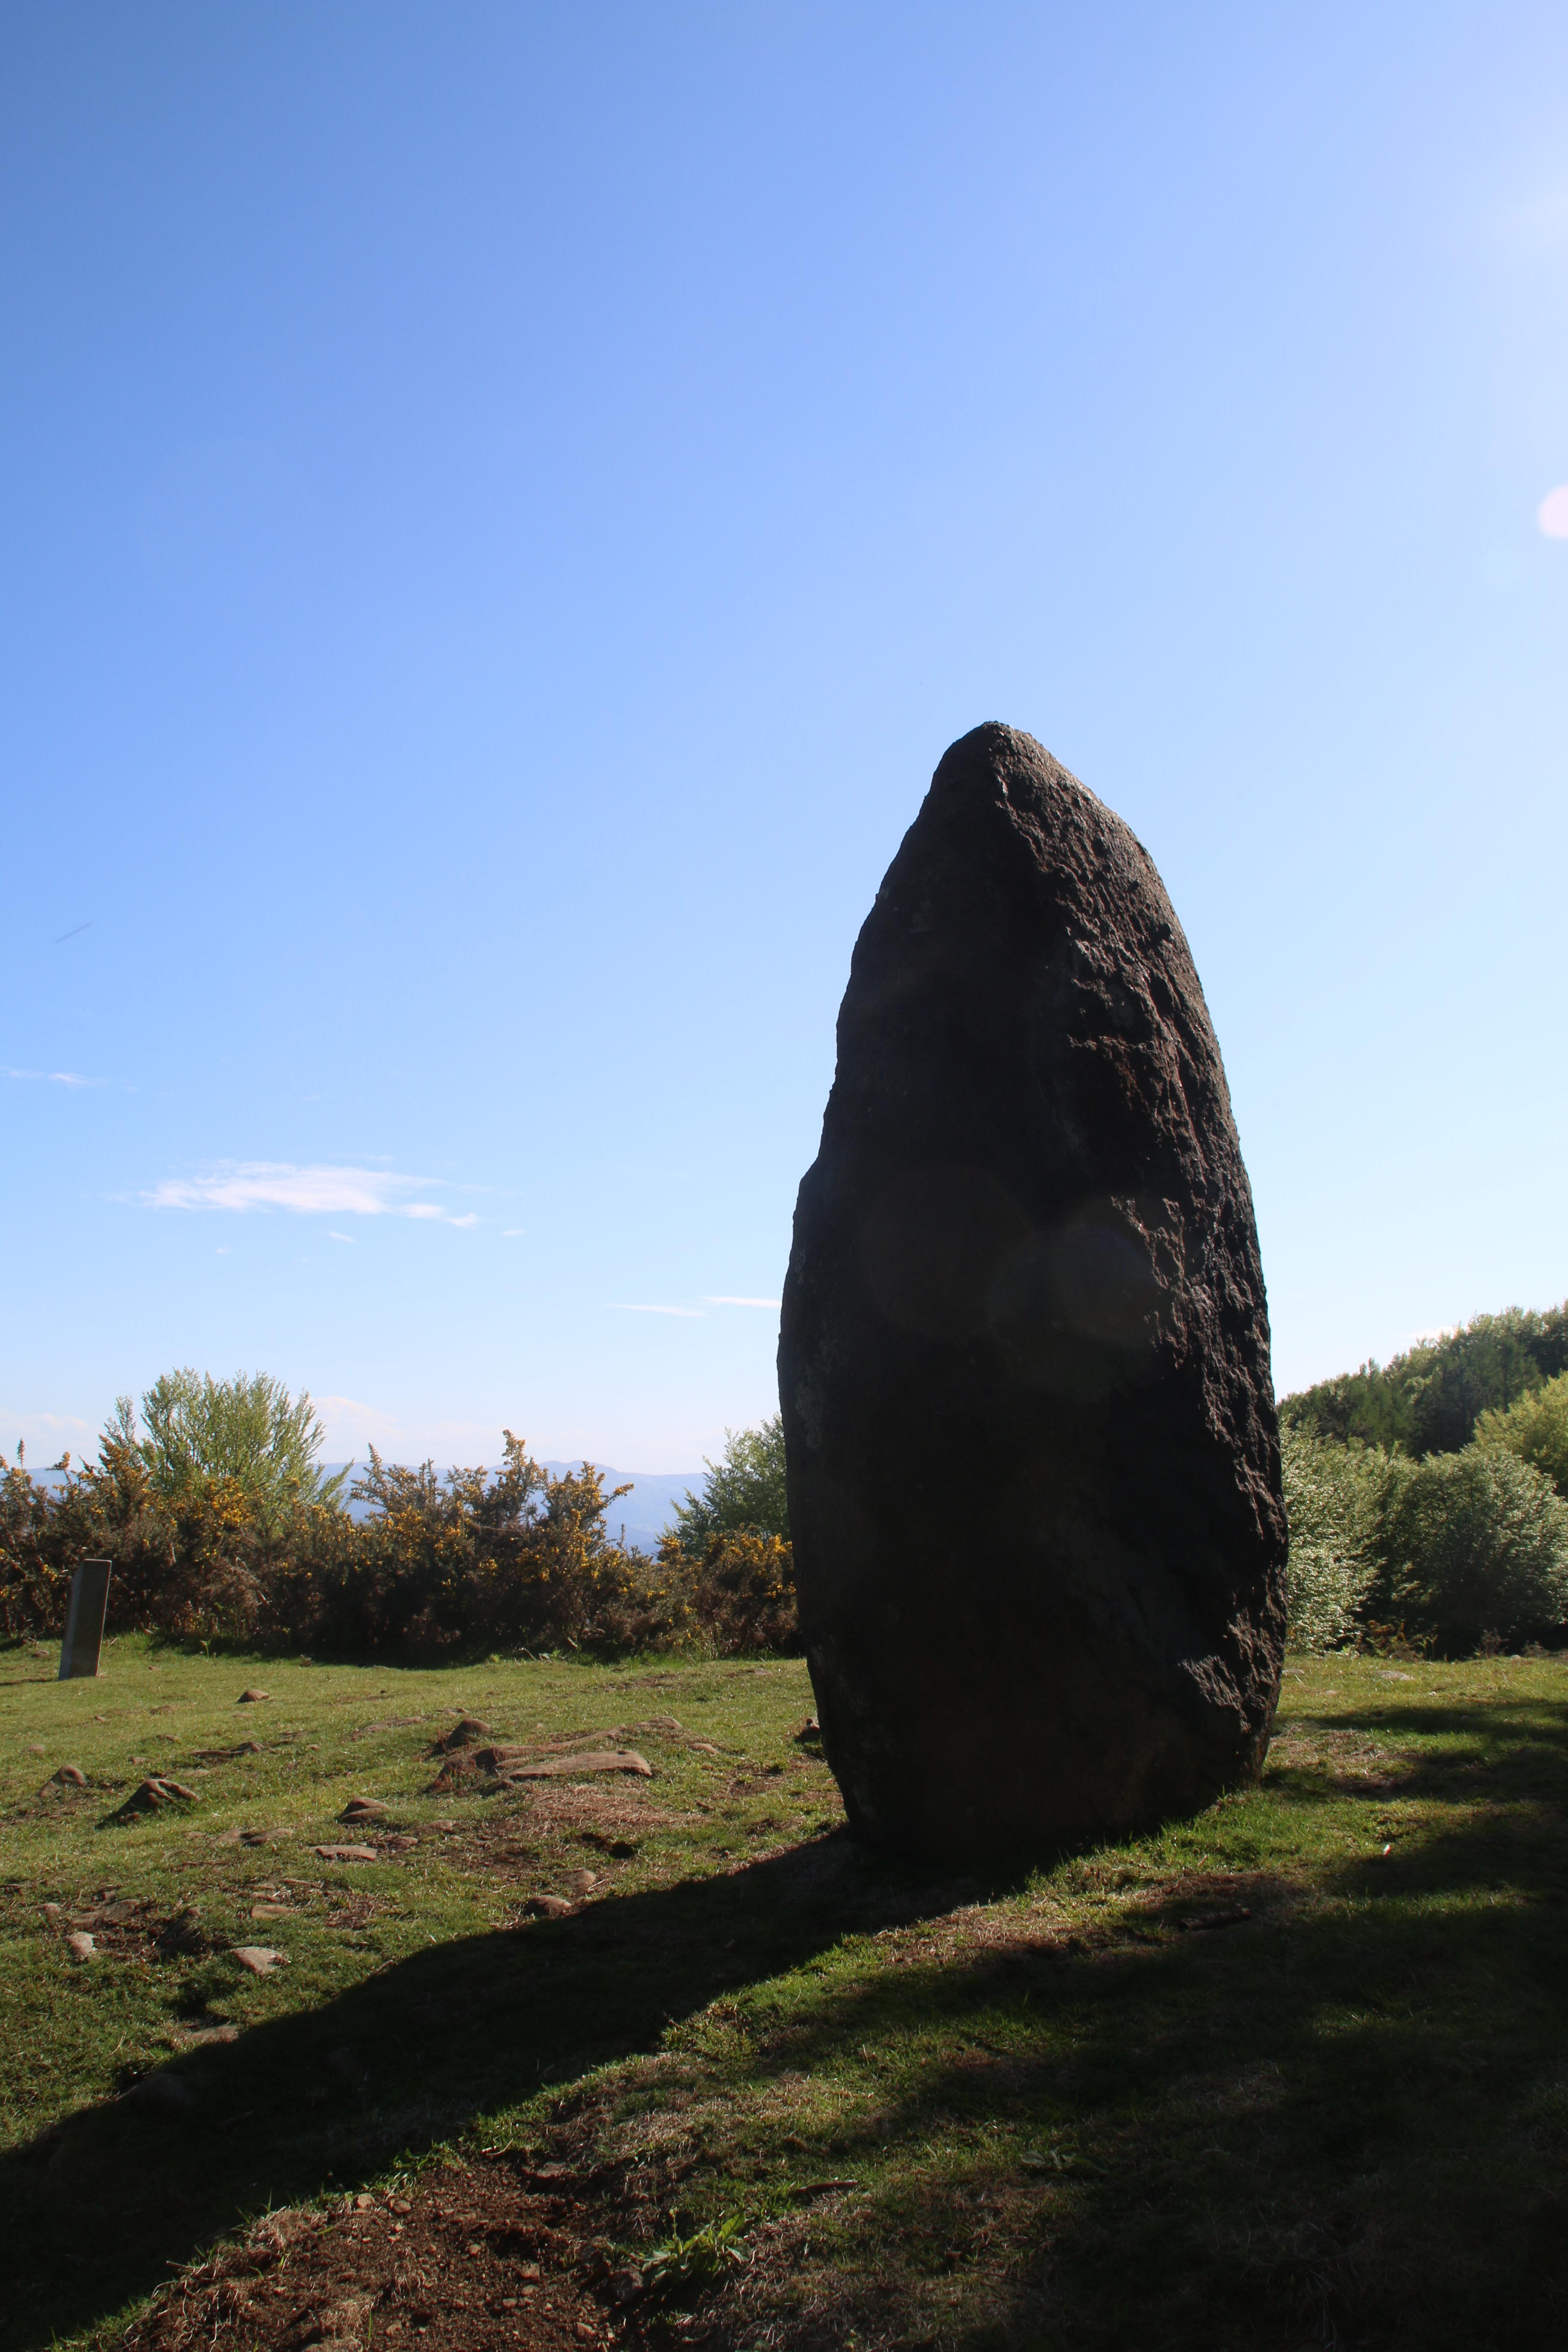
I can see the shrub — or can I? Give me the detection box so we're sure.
[669,1414,789,1552]
[0,1451,63,1642]
[1475,1370,1568,1500]
[110,1370,348,1536]
[272,1436,694,1659]
[1280,1427,1385,1650]
[664,1527,800,1655]
[1378,1446,1568,1654]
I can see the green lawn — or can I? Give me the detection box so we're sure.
[2,1638,1565,2350]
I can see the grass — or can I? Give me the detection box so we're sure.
[1,1639,1566,2349]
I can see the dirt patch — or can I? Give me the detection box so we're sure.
[122,2161,625,2351]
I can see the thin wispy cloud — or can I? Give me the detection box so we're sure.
[328,1231,357,1243]
[1539,486,1568,540]
[9,1067,96,1088]
[143,1161,478,1226]
[610,1303,704,1318]
[705,1295,781,1309]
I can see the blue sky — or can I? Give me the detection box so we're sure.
[5,3,1567,1473]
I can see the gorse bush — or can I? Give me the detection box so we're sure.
[0,1383,800,1661]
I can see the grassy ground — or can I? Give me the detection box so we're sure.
[1,1639,1565,2351]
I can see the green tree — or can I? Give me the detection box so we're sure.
[1379,1446,1568,1654]
[1475,1370,1568,1499]
[669,1413,789,1552]
[108,1370,348,1538]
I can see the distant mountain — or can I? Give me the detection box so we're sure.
[542,1464,701,1553]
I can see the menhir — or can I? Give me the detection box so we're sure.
[778,723,1286,1862]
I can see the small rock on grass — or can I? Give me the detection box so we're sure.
[51,1763,87,1786]
[566,1869,598,1895]
[237,1688,271,1703]
[65,1931,95,1960]
[511,1749,653,1781]
[337,1798,387,1823]
[428,1716,493,1755]
[232,1944,288,1975]
[312,1843,378,1862]
[524,1894,576,1918]
[109,1777,199,1822]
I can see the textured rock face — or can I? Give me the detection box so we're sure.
[778,724,1286,1863]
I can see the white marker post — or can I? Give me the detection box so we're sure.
[58,1559,113,1681]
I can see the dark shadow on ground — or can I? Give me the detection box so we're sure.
[0,1833,998,2351]
[7,1699,1568,2352]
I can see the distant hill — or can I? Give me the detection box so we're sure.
[541,1463,700,1553]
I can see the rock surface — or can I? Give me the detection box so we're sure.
[778,723,1286,1862]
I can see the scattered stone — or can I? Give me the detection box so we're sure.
[251,1901,294,1920]
[510,1750,652,1781]
[688,1740,721,1756]
[524,1894,576,1918]
[566,1869,598,1896]
[109,1776,199,1821]
[51,1764,87,1787]
[170,2023,239,2048]
[155,1906,208,1957]
[633,1715,683,1731]
[779,722,1287,1862]
[795,1716,821,1742]
[40,1901,61,1920]
[1378,1670,1416,1682]
[232,1944,288,1975]
[195,1740,261,1760]
[65,1931,95,1960]
[75,1898,138,1927]
[337,1798,387,1824]
[428,1717,493,1755]
[312,1844,378,1863]
[24,1741,45,1756]
[237,1688,270,1704]
[426,1754,475,1793]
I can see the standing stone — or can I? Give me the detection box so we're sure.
[58,1559,113,1681]
[778,724,1286,1863]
